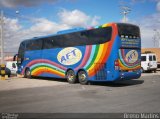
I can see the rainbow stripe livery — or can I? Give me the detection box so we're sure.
[17,23,141,83]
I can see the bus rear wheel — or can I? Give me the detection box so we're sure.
[78,70,88,85]
[25,68,32,79]
[66,70,76,84]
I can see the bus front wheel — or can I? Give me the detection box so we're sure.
[78,70,88,85]
[66,70,76,84]
[25,68,32,79]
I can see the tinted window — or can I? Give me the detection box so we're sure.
[26,39,43,51]
[141,56,146,61]
[18,42,25,64]
[18,42,25,58]
[149,56,152,61]
[12,63,16,68]
[153,55,156,61]
[117,23,140,38]
[43,27,112,49]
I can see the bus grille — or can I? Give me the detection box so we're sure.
[94,63,107,80]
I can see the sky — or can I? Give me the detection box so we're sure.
[0,0,160,53]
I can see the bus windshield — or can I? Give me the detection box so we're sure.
[117,23,140,48]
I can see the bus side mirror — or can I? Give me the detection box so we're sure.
[13,54,18,61]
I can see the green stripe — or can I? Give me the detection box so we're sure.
[119,50,140,68]
[86,45,100,70]
[119,59,140,68]
[31,65,65,73]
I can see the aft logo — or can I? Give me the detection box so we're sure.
[57,47,82,65]
[125,50,138,64]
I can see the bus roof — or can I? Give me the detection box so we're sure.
[22,27,88,42]
[21,22,139,43]
[57,27,85,35]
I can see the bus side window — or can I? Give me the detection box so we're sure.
[81,31,89,37]
[26,39,43,51]
[43,38,55,49]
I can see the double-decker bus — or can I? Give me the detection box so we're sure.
[17,23,141,85]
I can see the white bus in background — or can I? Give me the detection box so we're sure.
[141,52,157,73]
[6,61,17,75]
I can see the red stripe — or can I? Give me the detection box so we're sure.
[121,49,140,66]
[89,23,118,76]
[22,59,67,74]
[75,45,92,70]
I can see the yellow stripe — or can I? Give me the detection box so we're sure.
[102,23,110,27]
[87,44,104,71]
[32,67,44,75]
[119,61,140,70]
[47,67,65,76]
[32,67,65,76]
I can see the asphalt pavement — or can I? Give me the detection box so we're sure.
[0,72,160,113]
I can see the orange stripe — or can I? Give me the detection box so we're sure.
[47,69,65,77]
[33,69,44,76]
[88,43,109,76]
[33,69,65,77]
[89,23,118,77]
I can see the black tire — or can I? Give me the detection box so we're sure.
[25,68,32,79]
[154,70,157,73]
[78,70,88,85]
[66,70,76,84]
[6,68,11,77]
[8,74,11,77]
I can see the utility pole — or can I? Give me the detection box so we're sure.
[0,10,4,64]
[157,30,160,48]
[120,6,131,23]
[153,29,160,48]
[0,10,6,80]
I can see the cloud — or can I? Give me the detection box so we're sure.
[121,0,160,48]
[4,17,22,31]
[157,1,160,12]
[3,17,23,53]
[90,16,101,26]
[131,12,160,48]
[3,17,71,52]
[58,9,100,27]
[0,0,58,8]
[3,9,100,53]
[28,18,70,35]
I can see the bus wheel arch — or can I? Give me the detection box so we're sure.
[77,69,88,85]
[65,69,77,84]
[24,67,32,79]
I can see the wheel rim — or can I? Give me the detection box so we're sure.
[27,70,30,76]
[79,74,86,81]
[25,69,31,78]
[79,71,87,82]
[67,70,75,82]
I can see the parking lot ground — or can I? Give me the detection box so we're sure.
[0,71,159,91]
[0,71,160,113]
[0,77,68,91]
